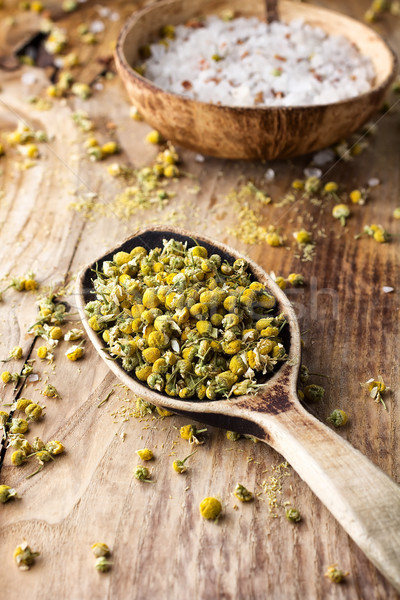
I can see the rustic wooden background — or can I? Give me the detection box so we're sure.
[0,1,399,598]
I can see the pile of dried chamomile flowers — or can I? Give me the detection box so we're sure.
[85,238,288,400]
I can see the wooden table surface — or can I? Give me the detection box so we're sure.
[0,1,399,598]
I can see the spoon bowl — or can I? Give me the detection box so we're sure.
[77,226,400,592]
[115,0,397,160]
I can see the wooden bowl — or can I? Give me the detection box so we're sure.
[115,0,397,160]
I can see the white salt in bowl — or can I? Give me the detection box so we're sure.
[115,0,397,160]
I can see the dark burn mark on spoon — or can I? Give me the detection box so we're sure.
[238,375,292,415]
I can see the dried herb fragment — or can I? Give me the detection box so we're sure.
[13,542,40,571]
[234,483,253,502]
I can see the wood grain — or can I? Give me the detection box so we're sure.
[0,1,399,599]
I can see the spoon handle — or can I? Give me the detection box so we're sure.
[265,0,279,23]
[250,398,400,591]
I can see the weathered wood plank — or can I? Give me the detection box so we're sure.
[0,0,399,598]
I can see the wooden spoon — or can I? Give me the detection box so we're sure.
[77,226,400,592]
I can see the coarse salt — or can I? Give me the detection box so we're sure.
[21,72,37,86]
[382,286,394,293]
[90,20,105,33]
[312,148,336,166]
[141,16,375,108]
[304,167,322,178]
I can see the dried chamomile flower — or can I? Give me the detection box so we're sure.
[172,450,197,473]
[287,273,305,287]
[356,224,391,243]
[1,371,11,383]
[0,410,8,427]
[45,440,64,455]
[0,484,18,503]
[303,384,325,402]
[323,181,339,195]
[134,465,153,482]
[180,424,207,445]
[32,437,45,452]
[226,430,241,441]
[130,106,142,121]
[25,403,44,421]
[299,365,310,384]
[293,229,312,245]
[72,112,94,133]
[29,290,67,332]
[135,398,155,416]
[136,448,153,461]
[4,346,23,361]
[361,376,389,409]
[332,204,350,226]
[71,82,92,99]
[285,508,301,523]
[42,384,60,398]
[146,130,163,144]
[14,398,32,411]
[266,230,284,247]
[44,25,68,55]
[9,418,29,434]
[91,542,110,558]
[349,189,364,204]
[291,179,304,190]
[327,409,348,427]
[324,563,349,583]
[11,449,28,466]
[0,273,37,299]
[13,541,40,570]
[7,434,31,453]
[62,0,77,12]
[234,483,253,502]
[95,556,113,572]
[304,175,321,195]
[21,362,34,376]
[65,344,84,361]
[393,207,400,220]
[199,497,222,520]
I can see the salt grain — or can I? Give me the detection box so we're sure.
[265,168,275,181]
[97,6,111,17]
[312,148,336,166]
[368,177,380,187]
[142,16,375,108]
[195,154,205,162]
[21,72,37,86]
[304,167,322,178]
[382,286,394,293]
[90,20,105,33]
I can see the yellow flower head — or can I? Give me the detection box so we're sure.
[199,497,222,520]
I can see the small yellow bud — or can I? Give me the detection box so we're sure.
[199,497,222,520]
[37,346,48,359]
[146,130,162,144]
